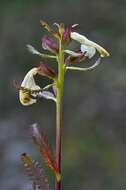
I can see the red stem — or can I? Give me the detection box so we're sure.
[56,91,62,190]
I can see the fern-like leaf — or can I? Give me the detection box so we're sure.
[31,124,61,181]
[21,153,51,190]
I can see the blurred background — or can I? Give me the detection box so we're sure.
[1,0,126,189]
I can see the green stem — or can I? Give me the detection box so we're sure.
[39,53,57,59]
[56,39,65,190]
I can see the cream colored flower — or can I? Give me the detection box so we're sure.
[19,66,57,106]
[71,32,110,57]
[19,68,41,106]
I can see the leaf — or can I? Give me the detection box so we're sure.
[21,153,51,190]
[31,124,61,182]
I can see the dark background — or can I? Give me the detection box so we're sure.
[1,0,126,190]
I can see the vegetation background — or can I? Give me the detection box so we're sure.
[1,0,126,189]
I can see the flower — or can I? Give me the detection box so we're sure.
[70,32,110,57]
[19,65,57,106]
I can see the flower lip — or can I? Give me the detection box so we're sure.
[70,32,110,57]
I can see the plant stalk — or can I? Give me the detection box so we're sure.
[56,38,65,190]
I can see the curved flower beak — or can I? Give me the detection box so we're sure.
[70,32,110,57]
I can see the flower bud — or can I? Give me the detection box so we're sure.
[40,20,59,38]
[37,63,57,79]
[59,23,65,36]
[42,36,59,54]
[62,24,77,45]
[62,27,71,45]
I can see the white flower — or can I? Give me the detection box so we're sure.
[19,68,41,106]
[19,67,56,106]
[71,32,110,57]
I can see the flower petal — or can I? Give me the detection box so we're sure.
[21,68,38,88]
[81,44,96,58]
[37,91,56,102]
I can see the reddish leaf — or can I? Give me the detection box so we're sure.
[31,124,61,181]
[21,153,51,190]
